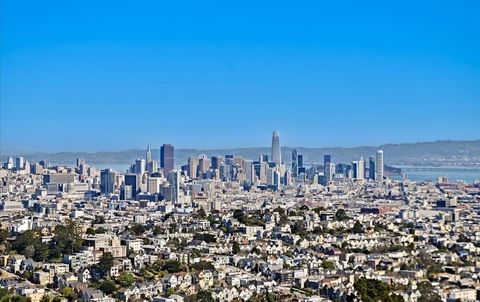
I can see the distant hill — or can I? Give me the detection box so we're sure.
[2,140,480,167]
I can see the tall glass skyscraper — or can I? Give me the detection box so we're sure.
[271,131,281,165]
[100,169,116,195]
[291,149,298,177]
[160,144,174,174]
[375,150,384,181]
[323,155,332,185]
[368,156,376,180]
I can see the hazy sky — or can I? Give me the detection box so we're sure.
[1,0,479,152]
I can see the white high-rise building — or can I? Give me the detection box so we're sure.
[273,171,281,190]
[353,158,365,180]
[271,131,281,165]
[147,177,161,193]
[375,150,384,181]
[135,159,145,175]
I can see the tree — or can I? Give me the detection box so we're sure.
[93,215,106,224]
[96,227,107,234]
[40,295,52,302]
[417,281,442,302]
[153,225,162,235]
[117,272,135,287]
[291,221,308,237]
[264,289,277,302]
[335,209,349,221]
[86,228,96,235]
[0,288,11,300]
[12,230,39,254]
[61,287,77,301]
[130,224,145,236]
[98,252,114,276]
[354,278,403,302]
[53,219,83,255]
[99,279,117,295]
[24,244,36,259]
[190,260,214,272]
[233,209,245,221]
[196,208,207,218]
[195,290,214,302]
[12,230,50,261]
[321,261,336,270]
[10,295,29,302]
[232,242,241,254]
[162,260,183,273]
[34,243,50,262]
[193,233,216,243]
[352,221,364,234]
[0,228,8,243]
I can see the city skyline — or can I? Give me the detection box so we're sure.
[1,2,479,301]
[2,137,480,155]
[1,0,479,152]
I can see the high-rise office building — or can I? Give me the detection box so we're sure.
[244,160,255,185]
[357,158,365,180]
[76,158,86,168]
[15,157,24,170]
[352,161,358,178]
[325,162,335,185]
[375,150,384,181]
[291,149,298,177]
[187,157,199,178]
[198,154,210,175]
[259,161,269,183]
[4,157,13,169]
[211,156,223,170]
[160,144,174,174]
[100,169,116,195]
[167,170,180,203]
[271,131,281,165]
[124,174,139,198]
[323,155,332,185]
[273,170,281,191]
[120,185,133,200]
[323,155,331,167]
[146,160,158,174]
[368,156,376,180]
[134,159,145,175]
[298,154,304,169]
[284,170,292,186]
[225,155,234,166]
[147,176,161,194]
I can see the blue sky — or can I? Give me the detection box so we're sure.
[1,0,479,152]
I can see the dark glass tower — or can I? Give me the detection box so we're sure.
[160,144,174,174]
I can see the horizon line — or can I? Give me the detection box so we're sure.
[1,138,479,156]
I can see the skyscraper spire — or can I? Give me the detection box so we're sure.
[146,143,152,163]
[271,131,281,165]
